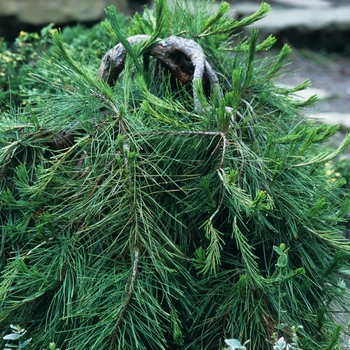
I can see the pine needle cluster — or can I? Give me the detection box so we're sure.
[1,1,350,349]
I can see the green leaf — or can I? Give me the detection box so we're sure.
[273,246,283,256]
[277,254,288,268]
[3,334,20,340]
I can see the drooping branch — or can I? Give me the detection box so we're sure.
[98,35,222,111]
[110,247,139,349]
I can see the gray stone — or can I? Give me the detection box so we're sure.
[246,6,350,50]
[277,84,335,101]
[310,113,350,129]
[0,0,128,25]
[230,2,260,16]
[269,0,331,8]
[250,6,350,33]
[230,0,332,17]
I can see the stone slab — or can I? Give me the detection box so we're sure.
[310,113,350,129]
[269,0,331,8]
[277,84,335,101]
[250,6,350,33]
[231,2,260,16]
[232,0,331,12]
[0,0,128,24]
[245,5,350,50]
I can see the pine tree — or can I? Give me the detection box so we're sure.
[1,1,350,349]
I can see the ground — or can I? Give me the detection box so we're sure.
[229,0,350,8]
[280,49,350,115]
[228,0,350,115]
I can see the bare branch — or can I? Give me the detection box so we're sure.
[98,35,150,85]
[98,35,222,112]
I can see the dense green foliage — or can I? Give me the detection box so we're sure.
[0,18,125,111]
[0,26,52,109]
[1,1,350,349]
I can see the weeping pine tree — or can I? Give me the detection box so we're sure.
[1,0,350,349]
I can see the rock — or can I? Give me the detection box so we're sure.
[0,0,128,25]
[269,0,331,8]
[247,6,350,51]
[250,6,350,33]
[230,2,260,17]
[277,84,335,101]
[0,0,131,41]
[310,113,350,129]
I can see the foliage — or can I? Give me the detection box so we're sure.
[224,318,304,350]
[0,26,52,109]
[1,0,350,349]
[2,325,60,350]
[2,325,31,349]
[225,332,301,350]
[225,338,250,350]
[0,19,121,111]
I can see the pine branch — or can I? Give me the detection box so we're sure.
[110,247,139,349]
[196,2,270,38]
[2,1,350,349]
[293,133,350,167]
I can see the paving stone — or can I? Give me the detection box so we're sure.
[0,0,128,25]
[310,113,350,129]
[269,0,331,8]
[250,6,350,33]
[295,87,335,101]
[247,6,350,50]
[231,2,260,16]
[277,84,335,101]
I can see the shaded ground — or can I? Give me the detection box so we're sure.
[280,49,350,114]
[229,0,350,116]
[278,50,350,159]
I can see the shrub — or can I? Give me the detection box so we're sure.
[0,19,121,111]
[1,1,350,349]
